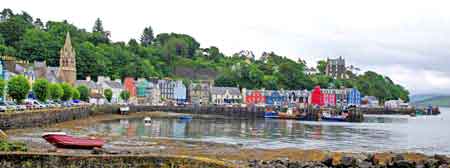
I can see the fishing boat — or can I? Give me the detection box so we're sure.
[321,112,348,122]
[42,132,104,149]
[144,117,152,126]
[264,111,279,118]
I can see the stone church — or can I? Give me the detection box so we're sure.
[33,32,76,84]
[57,32,76,85]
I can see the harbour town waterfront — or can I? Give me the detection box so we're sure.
[0,6,447,168]
[3,107,450,167]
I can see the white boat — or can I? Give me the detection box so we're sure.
[144,117,152,126]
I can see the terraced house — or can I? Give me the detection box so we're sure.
[210,87,241,105]
[188,80,212,104]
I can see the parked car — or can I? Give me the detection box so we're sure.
[4,101,17,111]
[0,102,7,112]
[11,102,27,111]
[25,99,46,109]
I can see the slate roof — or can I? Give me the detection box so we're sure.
[104,80,122,89]
[75,80,100,89]
[211,87,240,96]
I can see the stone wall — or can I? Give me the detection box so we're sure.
[0,105,120,130]
[0,152,231,168]
[131,105,266,119]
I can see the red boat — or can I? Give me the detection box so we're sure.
[42,132,105,149]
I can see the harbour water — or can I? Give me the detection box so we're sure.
[75,108,450,155]
[10,108,450,155]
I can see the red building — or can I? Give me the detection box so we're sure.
[322,93,336,106]
[245,90,266,104]
[124,77,136,97]
[310,86,324,106]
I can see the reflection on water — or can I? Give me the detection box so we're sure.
[86,108,450,155]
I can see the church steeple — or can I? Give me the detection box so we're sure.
[58,32,76,85]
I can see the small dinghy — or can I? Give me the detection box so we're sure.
[179,115,192,120]
[144,117,152,126]
[42,132,104,149]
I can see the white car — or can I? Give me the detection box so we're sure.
[0,102,8,112]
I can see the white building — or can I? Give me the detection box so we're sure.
[211,87,241,105]
[97,76,123,104]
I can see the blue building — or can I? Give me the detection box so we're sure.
[347,88,361,106]
[265,90,286,106]
[173,80,187,104]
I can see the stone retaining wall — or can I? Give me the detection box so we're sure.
[131,105,266,119]
[0,107,94,130]
[0,152,231,168]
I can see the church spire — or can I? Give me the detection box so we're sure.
[58,32,76,85]
[64,32,72,49]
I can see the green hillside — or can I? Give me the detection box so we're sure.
[0,8,409,102]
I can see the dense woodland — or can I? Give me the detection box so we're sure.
[0,9,409,102]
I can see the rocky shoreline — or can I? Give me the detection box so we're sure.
[248,153,450,168]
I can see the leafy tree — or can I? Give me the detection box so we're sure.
[104,88,113,102]
[33,18,44,29]
[60,83,73,101]
[0,79,5,99]
[140,26,154,46]
[120,90,130,102]
[90,18,109,44]
[7,75,30,103]
[32,78,49,102]
[316,60,327,74]
[0,8,13,21]
[48,83,63,100]
[72,88,80,100]
[77,85,89,102]
[0,15,32,47]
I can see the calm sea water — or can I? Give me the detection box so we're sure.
[85,108,449,154]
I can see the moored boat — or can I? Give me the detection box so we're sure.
[321,112,348,122]
[42,132,104,149]
[179,115,193,120]
[264,111,279,118]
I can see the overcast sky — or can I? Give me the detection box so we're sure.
[4,0,450,95]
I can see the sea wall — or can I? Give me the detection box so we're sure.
[0,152,231,168]
[0,105,121,130]
[130,105,266,119]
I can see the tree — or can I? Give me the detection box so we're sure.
[48,83,63,100]
[0,79,5,99]
[316,60,327,75]
[120,90,130,102]
[140,26,154,46]
[33,18,44,29]
[0,9,13,21]
[32,79,49,102]
[93,18,104,33]
[77,85,89,102]
[72,88,80,100]
[104,88,113,102]
[60,83,73,101]
[7,75,30,103]
[0,15,33,47]
[90,18,109,44]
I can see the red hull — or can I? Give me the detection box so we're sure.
[43,134,104,149]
